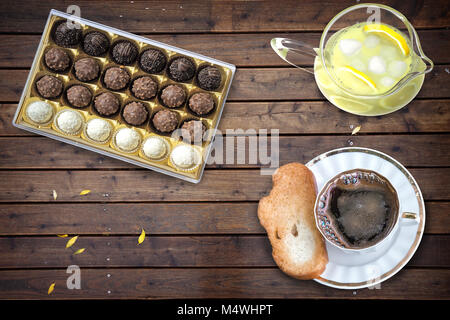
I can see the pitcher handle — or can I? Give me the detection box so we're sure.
[270,38,317,74]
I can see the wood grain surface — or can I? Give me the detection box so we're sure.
[0,0,448,300]
[0,269,448,300]
[1,66,450,101]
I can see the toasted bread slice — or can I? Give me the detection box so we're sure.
[258,163,328,279]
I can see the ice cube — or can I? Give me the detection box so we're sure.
[339,39,362,56]
[381,76,395,88]
[364,35,380,48]
[380,45,398,60]
[350,58,366,72]
[388,60,407,78]
[368,56,386,74]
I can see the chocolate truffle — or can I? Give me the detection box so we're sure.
[74,58,100,82]
[122,102,148,126]
[142,137,168,159]
[86,118,111,142]
[197,66,221,90]
[83,31,109,56]
[94,92,120,116]
[140,49,167,74]
[44,47,70,72]
[188,93,215,115]
[36,75,63,99]
[26,101,53,124]
[170,144,200,169]
[111,40,138,65]
[115,127,141,152]
[168,57,195,82]
[66,85,92,108]
[131,76,158,100]
[56,109,83,134]
[181,120,206,143]
[104,67,130,90]
[160,84,186,108]
[152,109,178,133]
[53,21,82,47]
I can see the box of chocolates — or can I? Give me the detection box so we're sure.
[13,9,235,183]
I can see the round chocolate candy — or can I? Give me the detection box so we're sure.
[111,40,138,65]
[44,47,71,72]
[139,49,167,74]
[152,109,178,133]
[188,92,215,115]
[103,67,130,90]
[52,20,82,47]
[181,120,206,143]
[66,85,92,108]
[83,31,109,56]
[197,66,221,91]
[74,57,100,82]
[131,76,158,100]
[36,75,63,99]
[122,101,148,126]
[94,92,120,116]
[168,57,195,82]
[160,84,186,108]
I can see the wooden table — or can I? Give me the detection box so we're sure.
[0,0,448,300]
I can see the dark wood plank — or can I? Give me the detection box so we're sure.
[0,203,263,235]
[0,168,447,202]
[228,66,450,101]
[0,29,448,68]
[2,100,450,136]
[1,66,449,102]
[0,201,447,235]
[0,0,448,33]
[0,135,449,169]
[0,268,447,299]
[0,235,447,269]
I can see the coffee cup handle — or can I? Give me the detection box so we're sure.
[400,212,420,225]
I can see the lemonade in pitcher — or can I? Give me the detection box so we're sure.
[272,4,433,117]
[314,22,426,116]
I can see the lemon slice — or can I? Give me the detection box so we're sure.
[363,24,410,56]
[339,66,377,90]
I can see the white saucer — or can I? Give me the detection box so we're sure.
[305,147,425,290]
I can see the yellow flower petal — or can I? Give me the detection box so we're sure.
[48,282,55,295]
[52,190,57,200]
[352,125,361,135]
[138,229,145,245]
[57,234,68,238]
[79,189,91,196]
[73,248,85,255]
[66,236,78,248]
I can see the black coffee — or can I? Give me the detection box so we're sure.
[317,169,399,249]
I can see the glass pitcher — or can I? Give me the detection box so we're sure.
[271,3,433,116]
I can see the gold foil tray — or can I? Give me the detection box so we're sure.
[12,10,236,183]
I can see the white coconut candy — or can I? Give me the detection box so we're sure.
[115,127,140,151]
[57,110,82,134]
[26,101,53,124]
[86,118,111,142]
